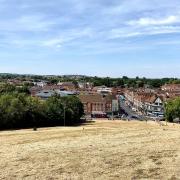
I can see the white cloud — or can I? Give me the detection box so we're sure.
[0,14,57,33]
[42,28,93,48]
[127,15,180,26]
[0,0,180,53]
[109,25,180,39]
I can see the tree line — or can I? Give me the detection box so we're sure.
[87,76,180,88]
[0,93,84,130]
[1,73,180,89]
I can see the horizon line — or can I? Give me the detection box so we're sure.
[0,72,179,79]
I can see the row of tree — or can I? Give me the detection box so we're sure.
[0,93,84,130]
[47,76,179,88]
[83,76,180,88]
[1,73,180,89]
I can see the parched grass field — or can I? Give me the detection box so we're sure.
[0,120,180,180]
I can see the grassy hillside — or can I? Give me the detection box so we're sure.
[0,120,180,179]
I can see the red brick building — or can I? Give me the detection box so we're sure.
[78,94,116,115]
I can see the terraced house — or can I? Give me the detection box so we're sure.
[124,89,164,117]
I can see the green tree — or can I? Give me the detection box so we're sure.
[116,79,124,87]
[50,78,59,84]
[0,94,25,129]
[72,80,79,89]
[24,96,45,128]
[61,96,84,125]
[165,97,180,122]
[45,95,64,125]
[16,85,30,94]
[0,84,16,93]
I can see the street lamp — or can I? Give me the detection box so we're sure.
[63,103,66,126]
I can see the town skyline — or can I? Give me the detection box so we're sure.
[0,72,180,79]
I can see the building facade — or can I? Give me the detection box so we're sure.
[78,94,117,115]
[124,89,164,117]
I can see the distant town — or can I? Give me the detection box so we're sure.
[1,73,180,122]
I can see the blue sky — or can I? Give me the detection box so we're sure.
[0,0,180,78]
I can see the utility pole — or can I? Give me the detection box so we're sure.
[112,100,114,120]
[64,103,66,126]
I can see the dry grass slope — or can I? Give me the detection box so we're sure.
[0,120,180,180]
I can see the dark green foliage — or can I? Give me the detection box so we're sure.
[50,78,59,84]
[165,97,180,122]
[0,84,30,94]
[61,96,84,124]
[45,95,64,125]
[16,85,30,94]
[0,84,16,93]
[147,79,162,88]
[117,79,124,87]
[0,93,84,130]
[83,76,178,88]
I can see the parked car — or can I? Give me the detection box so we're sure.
[132,107,136,112]
[121,114,127,120]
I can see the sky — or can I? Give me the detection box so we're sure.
[0,0,180,78]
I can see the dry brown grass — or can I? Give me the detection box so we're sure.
[0,120,180,180]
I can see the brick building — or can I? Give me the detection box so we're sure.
[78,94,117,115]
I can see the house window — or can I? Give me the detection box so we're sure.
[154,107,158,111]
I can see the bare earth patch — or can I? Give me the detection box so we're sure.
[0,120,180,180]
